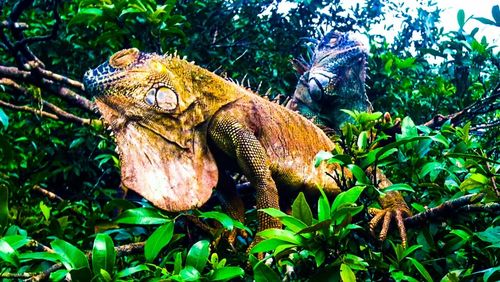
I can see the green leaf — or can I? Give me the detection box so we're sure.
[396,57,416,69]
[257,229,303,245]
[327,154,353,166]
[429,133,450,147]
[0,239,19,266]
[292,192,313,225]
[340,263,356,282]
[0,108,8,129]
[457,9,465,28]
[0,185,9,232]
[347,164,370,185]
[297,219,332,235]
[2,235,30,250]
[459,175,489,191]
[19,252,61,263]
[100,269,113,281]
[402,245,423,258]
[116,264,150,278]
[383,183,415,193]
[145,221,174,262]
[39,201,51,221]
[469,173,489,184]
[68,7,104,27]
[186,240,210,272]
[92,233,116,276]
[362,136,431,167]
[482,265,500,282]
[69,137,85,149]
[445,152,500,165]
[315,151,333,167]
[475,226,500,245]
[318,189,331,221]
[210,266,245,281]
[180,265,201,281]
[260,208,307,232]
[400,117,418,138]
[50,269,69,281]
[331,186,365,212]
[358,131,368,150]
[253,261,280,282]
[250,238,291,253]
[419,162,444,180]
[174,251,183,274]
[198,211,248,232]
[492,5,500,23]
[115,208,169,225]
[407,257,433,282]
[51,239,89,270]
[69,266,92,282]
[384,58,393,73]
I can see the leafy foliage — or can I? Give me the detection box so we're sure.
[0,0,498,281]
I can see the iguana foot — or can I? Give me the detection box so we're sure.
[368,191,412,247]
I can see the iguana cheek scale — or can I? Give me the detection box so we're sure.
[84,48,411,247]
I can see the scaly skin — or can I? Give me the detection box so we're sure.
[290,31,372,129]
[83,48,410,247]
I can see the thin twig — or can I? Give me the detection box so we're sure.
[1,21,29,29]
[32,185,64,202]
[0,99,59,120]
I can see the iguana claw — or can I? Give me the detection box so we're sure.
[368,191,412,247]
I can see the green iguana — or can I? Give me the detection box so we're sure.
[83,48,411,247]
[290,31,372,129]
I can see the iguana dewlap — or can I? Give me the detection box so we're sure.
[83,48,411,246]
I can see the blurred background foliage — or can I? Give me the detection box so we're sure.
[0,0,499,281]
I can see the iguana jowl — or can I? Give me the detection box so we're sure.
[84,48,411,246]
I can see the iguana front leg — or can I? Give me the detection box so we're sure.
[367,168,412,247]
[208,115,282,238]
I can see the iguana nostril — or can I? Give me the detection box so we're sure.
[109,48,140,68]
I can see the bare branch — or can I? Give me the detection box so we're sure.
[34,66,84,91]
[0,99,59,120]
[404,194,489,226]
[0,64,95,111]
[32,185,64,202]
[42,100,95,125]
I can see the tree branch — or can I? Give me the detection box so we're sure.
[424,83,500,129]
[0,64,95,112]
[403,194,496,226]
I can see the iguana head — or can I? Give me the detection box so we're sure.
[84,48,241,211]
[292,31,372,128]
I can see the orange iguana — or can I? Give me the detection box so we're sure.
[83,48,411,246]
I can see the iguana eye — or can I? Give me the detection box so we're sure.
[145,88,156,106]
[156,87,177,111]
